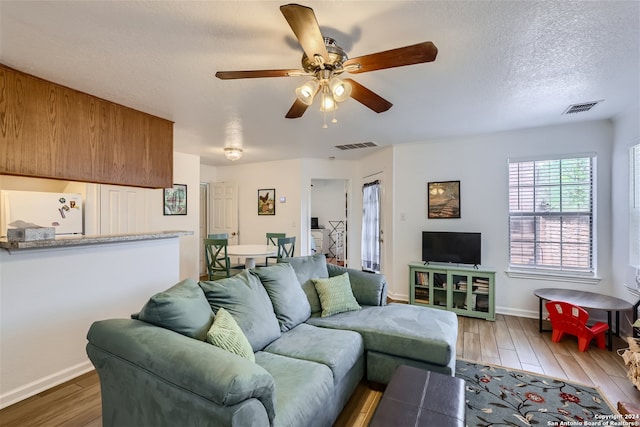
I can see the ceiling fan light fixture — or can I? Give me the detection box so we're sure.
[295,80,319,105]
[224,147,243,161]
[329,77,351,102]
[320,91,337,112]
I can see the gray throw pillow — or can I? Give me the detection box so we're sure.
[252,263,311,332]
[279,253,328,314]
[137,278,214,341]
[199,271,281,352]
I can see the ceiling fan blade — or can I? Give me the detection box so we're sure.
[215,69,302,79]
[343,78,393,113]
[285,98,309,119]
[280,4,329,63]
[344,41,438,74]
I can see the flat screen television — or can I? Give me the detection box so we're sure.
[422,231,481,266]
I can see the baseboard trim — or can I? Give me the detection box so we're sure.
[496,306,538,319]
[387,295,540,320]
[0,360,94,409]
[387,291,408,302]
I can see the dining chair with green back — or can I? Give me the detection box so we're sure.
[204,238,240,280]
[265,232,286,265]
[276,236,296,261]
[208,233,229,239]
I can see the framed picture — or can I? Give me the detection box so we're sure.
[428,181,460,219]
[258,189,275,215]
[163,184,187,215]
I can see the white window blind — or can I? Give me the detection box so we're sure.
[508,155,594,273]
[630,144,640,268]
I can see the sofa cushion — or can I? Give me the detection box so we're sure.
[251,263,311,332]
[206,307,255,362]
[312,273,361,317]
[254,351,333,427]
[280,253,328,314]
[306,303,457,368]
[263,323,363,385]
[200,271,281,352]
[137,278,213,341]
[327,263,387,306]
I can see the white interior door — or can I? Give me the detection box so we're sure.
[211,182,239,244]
[99,184,148,234]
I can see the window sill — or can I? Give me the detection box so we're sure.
[506,269,601,285]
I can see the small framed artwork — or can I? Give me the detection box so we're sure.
[163,184,188,215]
[428,181,460,219]
[258,189,275,215]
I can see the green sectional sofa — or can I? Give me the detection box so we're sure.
[86,253,458,427]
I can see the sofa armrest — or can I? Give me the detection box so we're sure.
[326,264,388,306]
[87,319,276,422]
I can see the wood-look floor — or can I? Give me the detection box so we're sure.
[1,314,637,427]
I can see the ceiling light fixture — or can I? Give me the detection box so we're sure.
[295,80,319,105]
[329,77,351,102]
[295,74,352,128]
[224,147,243,161]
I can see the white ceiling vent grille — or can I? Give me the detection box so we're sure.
[562,100,603,115]
[335,142,378,151]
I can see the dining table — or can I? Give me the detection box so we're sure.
[533,287,634,350]
[226,244,278,269]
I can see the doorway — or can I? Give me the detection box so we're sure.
[310,179,348,266]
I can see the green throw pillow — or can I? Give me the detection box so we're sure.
[207,308,255,362]
[312,272,361,317]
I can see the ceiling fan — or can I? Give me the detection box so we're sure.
[215,3,438,122]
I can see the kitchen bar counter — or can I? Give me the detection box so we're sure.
[0,230,193,252]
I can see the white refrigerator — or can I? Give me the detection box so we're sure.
[0,190,83,236]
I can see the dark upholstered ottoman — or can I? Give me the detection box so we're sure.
[369,365,465,427]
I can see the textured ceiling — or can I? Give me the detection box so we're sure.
[1,1,638,166]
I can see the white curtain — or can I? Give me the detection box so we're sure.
[361,181,380,272]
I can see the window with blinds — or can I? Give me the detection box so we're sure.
[508,155,594,274]
[630,144,640,268]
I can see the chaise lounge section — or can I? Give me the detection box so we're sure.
[86,253,458,427]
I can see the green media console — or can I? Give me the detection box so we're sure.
[409,262,495,321]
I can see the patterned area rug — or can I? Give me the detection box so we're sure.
[456,360,618,426]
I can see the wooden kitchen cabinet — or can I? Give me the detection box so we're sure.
[0,64,173,188]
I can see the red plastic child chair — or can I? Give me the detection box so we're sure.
[545,301,609,352]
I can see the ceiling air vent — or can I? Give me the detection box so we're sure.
[334,142,378,151]
[562,100,603,115]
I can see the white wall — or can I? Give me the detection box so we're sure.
[0,238,181,408]
[392,120,614,317]
[210,158,361,266]
[215,159,304,251]
[611,106,640,314]
[149,151,201,280]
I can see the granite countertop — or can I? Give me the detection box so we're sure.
[0,230,193,252]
